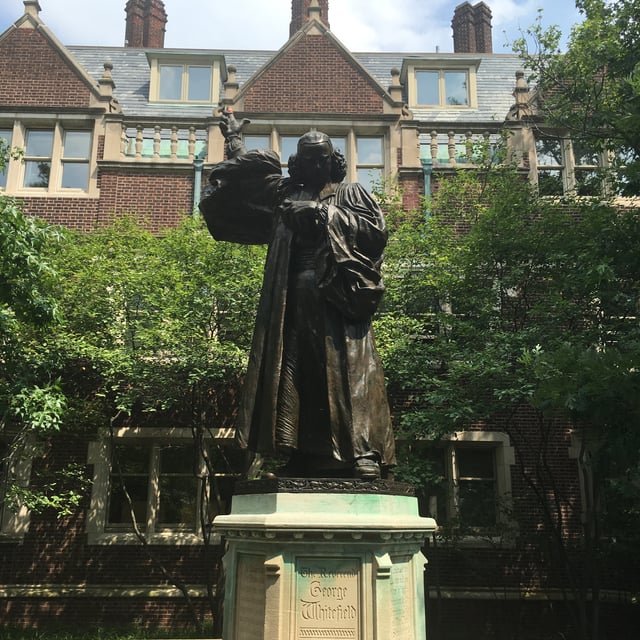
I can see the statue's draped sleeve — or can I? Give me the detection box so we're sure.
[316,183,387,321]
[199,150,283,245]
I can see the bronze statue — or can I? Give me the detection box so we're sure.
[199,109,395,479]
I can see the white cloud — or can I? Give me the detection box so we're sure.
[1,0,582,53]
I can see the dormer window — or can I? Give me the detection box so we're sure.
[159,64,212,102]
[148,54,222,104]
[417,70,469,106]
[404,61,478,109]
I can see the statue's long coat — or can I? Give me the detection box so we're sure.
[199,150,395,467]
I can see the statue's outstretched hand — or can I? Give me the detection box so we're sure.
[219,108,250,140]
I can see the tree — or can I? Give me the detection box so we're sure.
[513,0,640,195]
[377,162,640,640]
[0,137,76,517]
[41,215,265,632]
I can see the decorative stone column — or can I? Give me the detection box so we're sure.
[213,478,436,640]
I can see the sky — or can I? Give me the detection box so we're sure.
[0,0,582,53]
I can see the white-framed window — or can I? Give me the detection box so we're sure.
[242,130,385,192]
[405,63,478,109]
[2,120,97,196]
[86,427,236,545]
[0,439,35,540]
[416,70,469,106]
[148,54,222,104]
[407,431,515,545]
[356,137,384,191]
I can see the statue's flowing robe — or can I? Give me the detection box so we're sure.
[199,150,396,467]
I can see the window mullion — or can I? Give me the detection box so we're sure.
[147,443,160,534]
[181,65,189,102]
[346,130,357,183]
[449,443,460,520]
[50,123,63,192]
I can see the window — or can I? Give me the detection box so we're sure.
[535,136,607,196]
[0,127,12,189]
[159,64,212,102]
[107,442,199,532]
[242,130,383,189]
[416,69,470,107]
[21,125,93,192]
[148,54,222,104]
[356,137,384,192]
[407,431,515,543]
[87,427,237,544]
[536,137,565,196]
[572,141,602,196]
[23,129,53,188]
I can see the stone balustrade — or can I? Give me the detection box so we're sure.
[120,123,209,161]
[421,129,502,167]
[101,118,219,164]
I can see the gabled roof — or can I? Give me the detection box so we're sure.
[0,11,109,109]
[229,17,398,114]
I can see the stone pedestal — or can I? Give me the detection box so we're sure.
[213,478,436,640]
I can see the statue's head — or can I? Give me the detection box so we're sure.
[288,131,347,186]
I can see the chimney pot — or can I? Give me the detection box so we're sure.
[125,0,168,48]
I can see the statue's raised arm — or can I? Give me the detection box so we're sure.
[217,107,251,158]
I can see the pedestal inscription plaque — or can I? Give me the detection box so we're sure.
[234,553,266,640]
[295,556,360,639]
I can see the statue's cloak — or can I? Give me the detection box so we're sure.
[199,150,395,467]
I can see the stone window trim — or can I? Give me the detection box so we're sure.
[404,61,479,110]
[418,430,517,548]
[86,426,234,546]
[147,53,222,104]
[532,134,609,197]
[0,117,100,198]
[0,437,39,542]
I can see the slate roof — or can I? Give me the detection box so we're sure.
[68,45,522,124]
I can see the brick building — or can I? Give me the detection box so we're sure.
[0,0,637,637]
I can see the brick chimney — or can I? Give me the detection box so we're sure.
[125,0,167,48]
[452,1,493,53]
[290,0,330,37]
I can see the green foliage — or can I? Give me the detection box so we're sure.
[46,215,264,420]
[513,0,640,194]
[1,209,265,522]
[7,462,89,518]
[380,160,640,638]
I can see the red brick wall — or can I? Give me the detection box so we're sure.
[20,168,193,233]
[399,173,423,211]
[0,29,92,108]
[21,197,100,231]
[125,0,167,49]
[242,35,383,114]
[0,434,218,632]
[97,166,194,232]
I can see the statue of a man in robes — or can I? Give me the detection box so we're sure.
[199,109,396,480]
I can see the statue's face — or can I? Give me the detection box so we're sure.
[297,141,332,189]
